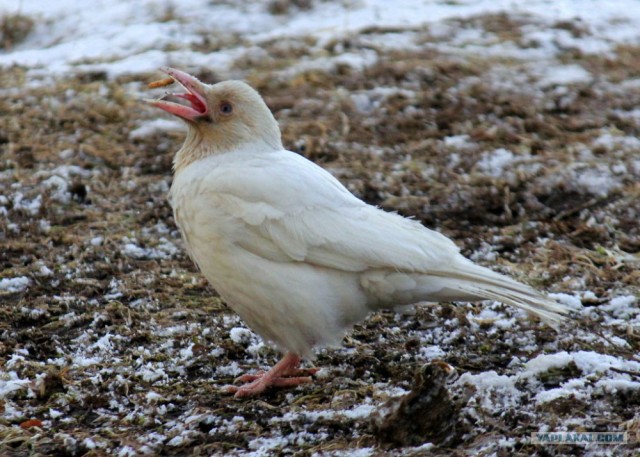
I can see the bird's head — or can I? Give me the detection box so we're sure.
[147,67,282,171]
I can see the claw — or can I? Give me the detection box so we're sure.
[234,371,266,384]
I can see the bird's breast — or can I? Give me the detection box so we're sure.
[169,178,234,269]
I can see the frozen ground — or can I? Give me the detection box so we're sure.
[1,0,639,456]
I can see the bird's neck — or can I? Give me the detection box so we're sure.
[172,126,282,174]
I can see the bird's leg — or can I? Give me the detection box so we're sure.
[224,352,315,398]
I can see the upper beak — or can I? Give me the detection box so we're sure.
[146,67,209,121]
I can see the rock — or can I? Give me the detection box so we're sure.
[372,361,466,447]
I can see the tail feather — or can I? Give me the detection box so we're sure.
[436,260,568,328]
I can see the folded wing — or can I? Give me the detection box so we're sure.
[203,150,461,274]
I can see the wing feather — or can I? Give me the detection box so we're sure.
[200,150,460,274]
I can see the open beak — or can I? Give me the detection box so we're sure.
[146,67,209,121]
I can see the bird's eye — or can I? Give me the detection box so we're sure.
[219,101,233,115]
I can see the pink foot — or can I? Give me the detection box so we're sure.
[234,367,319,384]
[224,353,316,398]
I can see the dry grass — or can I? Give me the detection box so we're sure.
[1,12,639,457]
[0,13,34,50]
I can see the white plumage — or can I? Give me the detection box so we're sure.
[149,67,568,397]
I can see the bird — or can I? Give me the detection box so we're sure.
[146,67,568,398]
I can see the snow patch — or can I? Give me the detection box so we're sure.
[41,175,70,203]
[0,371,31,399]
[121,237,179,260]
[575,166,621,197]
[229,327,255,345]
[129,119,184,140]
[599,295,639,319]
[0,276,31,293]
[537,64,592,87]
[476,148,515,177]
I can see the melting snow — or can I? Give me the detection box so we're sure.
[476,148,515,177]
[129,119,184,140]
[574,166,622,197]
[229,327,255,345]
[0,276,31,293]
[4,0,640,84]
[0,371,31,398]
[121,237,179,260]
[537,64,593,87]
[599,295,639,319]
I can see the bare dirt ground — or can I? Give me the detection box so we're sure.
[1,10,640,457]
